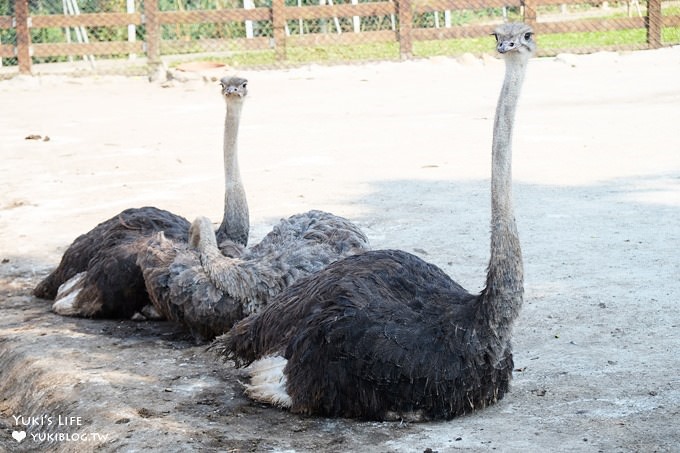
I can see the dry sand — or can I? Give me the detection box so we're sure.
[0,46,679,452]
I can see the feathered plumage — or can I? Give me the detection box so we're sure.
[218,249,510,420]
[32,77,251,319]
[33,207,191,318]
[211,23,535,421]
[138,210,369,341]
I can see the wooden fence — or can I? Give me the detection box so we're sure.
[1,0,678,74]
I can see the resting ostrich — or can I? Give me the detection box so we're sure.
[32,77,251,318]
[137,208,369,341]
[211,23,534,421]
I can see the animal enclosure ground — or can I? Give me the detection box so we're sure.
[1,47,679,452]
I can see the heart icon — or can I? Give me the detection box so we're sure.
[12,430,26,442]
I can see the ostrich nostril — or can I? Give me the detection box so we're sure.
[509,42,515,47]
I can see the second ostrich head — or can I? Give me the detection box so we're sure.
[492,22,536,58]
[221,76,248,101]
[190,216,219,252]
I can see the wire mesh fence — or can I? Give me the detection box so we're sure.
[1,0,679,75]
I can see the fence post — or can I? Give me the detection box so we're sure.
[396,0,412,59]
[272,0,287,61]
[145,0,161,69]
[647,0,662,48]
[522,0,537,27]
[127,0,137,60]
[15,0,31,74]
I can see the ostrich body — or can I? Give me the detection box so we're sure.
[32,77,251,318]
[134,77,369,340]
[137,211,369,341]
[212,23,534,421]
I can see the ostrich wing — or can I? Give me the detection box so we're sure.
[139,210,369,341]
[217,250,512,420]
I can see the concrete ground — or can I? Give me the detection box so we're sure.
[0,44,679,452]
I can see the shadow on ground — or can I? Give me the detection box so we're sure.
[1,174,679,452]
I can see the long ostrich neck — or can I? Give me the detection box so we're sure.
[193,216,279,314]
[480,54,527,337]
[216,98,250,247]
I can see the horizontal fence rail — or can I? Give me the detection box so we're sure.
[0,0,678,75]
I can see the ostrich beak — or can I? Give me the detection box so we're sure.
[497,41,517,54]
[224,86,245,97]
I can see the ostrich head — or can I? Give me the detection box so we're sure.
[220,76,248,101]
[189,216,219,251]
[492,23,536,58]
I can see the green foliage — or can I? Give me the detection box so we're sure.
[540,28,648,49]
[2,0,680,68]
[663,4,680,17]
[285,41,399,62]
[0,0,12,15]
[663,26,680,44]
[414,36,490,56]
[414,7,521,28]
[177,40,400,67]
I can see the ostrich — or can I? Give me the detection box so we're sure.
[32,77,251,318]
[137,205,369,341]
[211,23,534,421]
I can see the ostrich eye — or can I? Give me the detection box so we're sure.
[242,82,247,88]
[524,32,532,40]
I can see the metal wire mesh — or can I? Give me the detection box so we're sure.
[0,0,678,75]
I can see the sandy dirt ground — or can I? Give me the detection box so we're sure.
[0,44,679,452]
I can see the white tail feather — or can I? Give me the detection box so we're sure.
[52,291,79,316]
[52,272,86,316]
[55,272,85,300]
[243,356,292,408]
